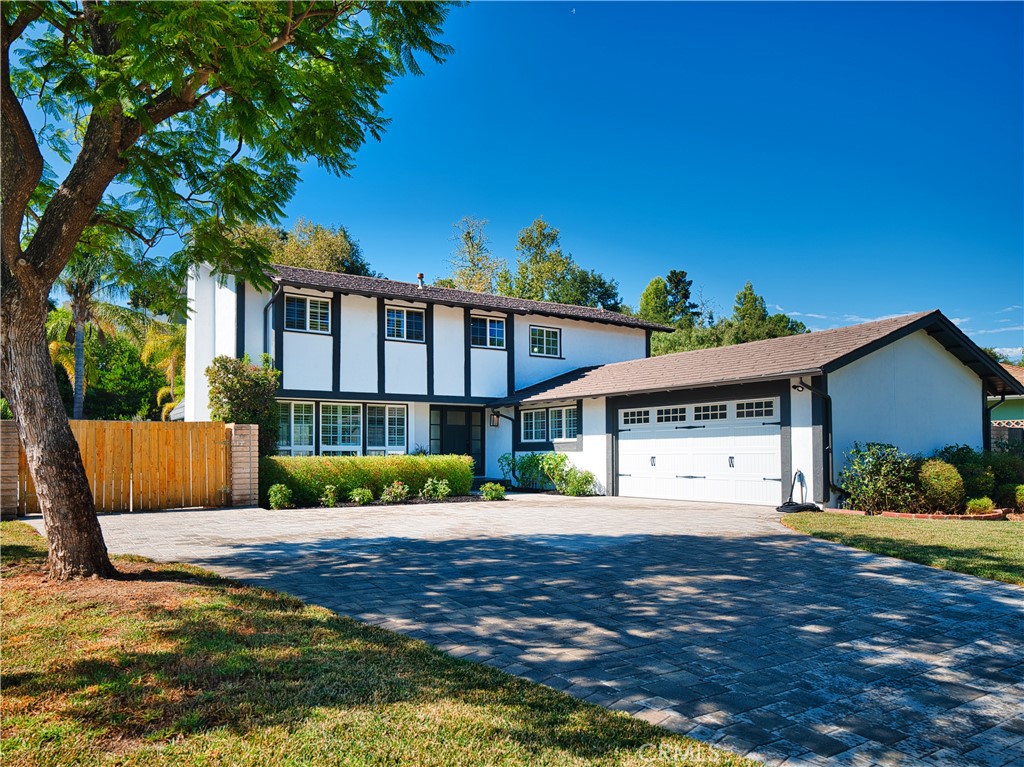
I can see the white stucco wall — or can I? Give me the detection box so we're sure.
[339,295,377,393]
[484,408,514,478]
[282,331,333,391]
[788,381,817,504]
[470,348,508,398]
[432,306,465,396]
[242,282,266,360]
[829,330,983,477]
[408,401,431,454]
[514,317,646,390]
[566,398,611,495]
[184,267,237,421]
[385,341,428,395]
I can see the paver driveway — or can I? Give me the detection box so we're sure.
[31,496,1024,766]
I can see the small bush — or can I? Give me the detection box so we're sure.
[839,442,921,514]
[966,497,995,514]
[349,487,374,505]
[1016,485,1024,511]
[380,480,409,504]
[268,484,294,510]
[320,485,339,507]
[419,477,451,501]
[206,354,281,456]
[935,444,995,499]
[259,454,474,507]
[564,468,597,496]
[538,453,597,497]
[994,483,1019,509]
[498,452,550,489]
[480,482,506,501]
[918,459,965,513]
[988,451,1024,487]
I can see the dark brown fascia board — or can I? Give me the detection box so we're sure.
[823,310,1024,396]
[272,277,672,333]
[492,367,825,408]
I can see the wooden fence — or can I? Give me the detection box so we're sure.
[14,421,235,514]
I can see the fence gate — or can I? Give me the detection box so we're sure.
[17,421,232,514]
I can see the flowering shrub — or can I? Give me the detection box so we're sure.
[380,480,409,504]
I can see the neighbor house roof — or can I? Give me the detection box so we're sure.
[269,264,672,332]
[1000,363,1024,389]
[492,310,1024,406]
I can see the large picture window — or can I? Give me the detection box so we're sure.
[386,307,425,342]
[277,402,314,456]
[529,326,560,357]
[470,316,506,348]
[521,409,547,442]
[367,405,407,454]
[321,404,361,456]
[284,295,330,333]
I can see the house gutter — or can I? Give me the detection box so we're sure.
[262,285,283,356]
[794,377,843,502]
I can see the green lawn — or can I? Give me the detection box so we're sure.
[782,513,1024,586]
[0,522,752,767]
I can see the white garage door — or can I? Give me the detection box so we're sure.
[617,398,782,505]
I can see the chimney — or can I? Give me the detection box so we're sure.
[417,272,424,289]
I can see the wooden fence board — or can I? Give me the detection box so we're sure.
[17,421,231,513]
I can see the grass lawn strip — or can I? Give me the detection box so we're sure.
[0,522,754,767]
[782,512,1024,586]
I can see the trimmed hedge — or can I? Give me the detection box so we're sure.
[259,454,474,508]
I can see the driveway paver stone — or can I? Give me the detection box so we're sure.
[28,494,1024,767]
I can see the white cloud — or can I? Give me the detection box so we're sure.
[843,311,921,324]
[997,305,1022,313]
[971,325,1024,335]
[949,317,971,327]
[993,347,1024,362]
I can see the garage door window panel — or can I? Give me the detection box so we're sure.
[693,404,727,421]
[621,409,650,427]
[736,400,774,419]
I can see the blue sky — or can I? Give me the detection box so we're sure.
[281,1,1023,357]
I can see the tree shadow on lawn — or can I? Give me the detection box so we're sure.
[1,527,704,764]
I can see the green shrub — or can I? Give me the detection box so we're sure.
[935,444,995,499]
[918,459,965,513]
[538,453,597,497]
[1017,485,1024,511]
[480,482,506,501]
[839,442,921,514]
[994,483,1019,509]
[498,452,550,489]
[349,487,374,505]
[380,480,409,504]
[987,451,1024,488]
[267,484,293,510]
[206,354,281,456]
[564,468,597,496]
[966,497,995,514]
[259,454,474,507]
[320,485,339,508]
[419,477,451,501]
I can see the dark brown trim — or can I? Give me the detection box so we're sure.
[506,313,516,396]
[273,291,284,383]
[235,279,246,359]
[463,307,472,398]
[331,292,341,392]
[376,299,386,395]
[426,303,435,396]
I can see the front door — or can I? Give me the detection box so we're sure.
[431,407,484,475]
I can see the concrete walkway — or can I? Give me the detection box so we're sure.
[28,496,1024,766]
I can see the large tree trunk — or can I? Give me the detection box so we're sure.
[0,280,115,580]
[73,318,85,419]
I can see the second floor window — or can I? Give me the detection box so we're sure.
[470,316,505,348]
[386,307,425,342]
[530,326,560,357]
[284,295,330,333]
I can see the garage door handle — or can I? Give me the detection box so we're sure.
[676,474,705,479]
[675,425,706,430]
[618,473,632,477]
[763,477,782,481]
[761,421,781,426]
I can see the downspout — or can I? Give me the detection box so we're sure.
[794,377,844,501]
[489,409,517,483]
[262,285,283,357]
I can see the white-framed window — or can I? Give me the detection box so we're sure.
[367,404,406,453]
[529,326,561,357]
[549,406,578,441]
[277,402,315,456]
[621,408,650,426]
[321,404,361,456]
[694,403,727,421]
[521,409,547,442]
[656,407,686,423]
[736,400,775,419]
[284,295,330,333]
[386,307,425,342]
[470,316,506,348]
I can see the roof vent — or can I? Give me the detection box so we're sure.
[417,273,424,289]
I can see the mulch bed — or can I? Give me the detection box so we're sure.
[319,494,494,510]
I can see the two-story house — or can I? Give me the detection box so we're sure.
[184,264,669,479]
[186,265,1022,505]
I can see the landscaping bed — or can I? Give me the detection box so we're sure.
[782,511,1024,585]
[0,521,754,767]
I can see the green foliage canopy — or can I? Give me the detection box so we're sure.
[206,354,282,456]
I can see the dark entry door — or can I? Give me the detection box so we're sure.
[431,407,484,475]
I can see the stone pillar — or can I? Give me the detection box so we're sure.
[1,421,21,519]
[227,423,259,507]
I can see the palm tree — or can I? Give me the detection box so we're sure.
[142,321,186,420]
[52,256,149,419]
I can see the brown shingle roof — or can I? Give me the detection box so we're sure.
[1001,363,1024,388]
[270,264,672,332]
[493,310,1024,405]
